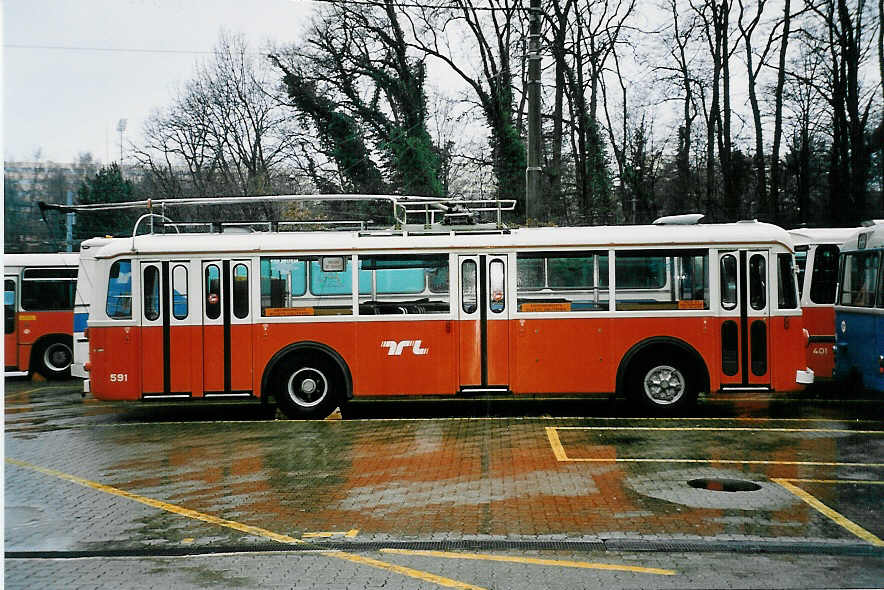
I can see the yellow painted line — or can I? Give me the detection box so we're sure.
[545,427,569,461]
[780,479,884,485]
[552,426,883,434]
[552,457,884,467]
[545,427,884,466]
[302,529,359,539]
[380,549,676,576]
[330,552,484,589]
[773,479,884,547]
[6,458,484,590]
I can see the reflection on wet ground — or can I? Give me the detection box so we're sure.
[5,378,883,551]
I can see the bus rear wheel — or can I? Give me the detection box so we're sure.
[628,355,697,415]
[273,355,340,419]
[34,337,73,380]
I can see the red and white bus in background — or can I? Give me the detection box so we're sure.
[788,228,862,379]
[4,253,79,378]
[71,200,813,417]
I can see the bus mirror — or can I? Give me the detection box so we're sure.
[321,257,345,272]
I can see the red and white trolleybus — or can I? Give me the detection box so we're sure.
[789,227,864,378]
[4,253,79,378]
[71,199,813,417]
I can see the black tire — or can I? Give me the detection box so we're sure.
[273,354,341,419]
[33,336,73,379]
[628,353,698,415]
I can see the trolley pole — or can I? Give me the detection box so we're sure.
[525,0,542,224]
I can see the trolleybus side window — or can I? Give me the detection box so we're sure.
[232,263,249,319]
[878,261,884,308]
[358,254,450,315]
[809,244,839,304]
[21,267,76,311]
[839,251,879,307]
[260,256,354,316]
[777,253,798,309]
[794,245,808,296]
[720,254,738,310]
[205,264,221,319]
[106,260,132,319]
[462,260,478,313]
[5,279,15,334]
[516,251,608,312]
[749,254,767,310]
[143,266,161,321]
[489,259,505,313]
[615,250,708,311]
[172,264,188,320]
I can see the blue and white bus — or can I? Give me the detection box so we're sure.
[834,223,884,393]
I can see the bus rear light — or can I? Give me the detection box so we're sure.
[879,356,883,374]
[802,328,810,348]
[84,362,91,372]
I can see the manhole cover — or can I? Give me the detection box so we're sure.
[688,478,762,492]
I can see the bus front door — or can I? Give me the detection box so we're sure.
[458,255,510,392]
[201,260,253,396]
[718,250,771,389]
[140,261,193,396]
[5,276,18,369]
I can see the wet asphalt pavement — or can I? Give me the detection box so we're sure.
[4,378,884,589]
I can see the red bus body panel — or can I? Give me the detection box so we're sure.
[9,311,73,372]
[801,306,836,379]
[89,312,807,400]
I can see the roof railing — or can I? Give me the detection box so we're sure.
[40,194,516,236]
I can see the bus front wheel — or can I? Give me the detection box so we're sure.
[628,355,697,415]
[273,355,341,420]
[33,337,73,380]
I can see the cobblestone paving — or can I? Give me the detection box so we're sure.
[6,551,884,589]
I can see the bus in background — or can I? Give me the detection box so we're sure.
[788,228,859,378]
[834,224,884,393]
[72,200,812,418]
[4,253,79,378]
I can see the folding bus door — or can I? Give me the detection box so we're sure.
[201,260,253,396]
[458,254,510,392]
[718,250,771,389]
[140,261,194,396]
[5,276,18,369]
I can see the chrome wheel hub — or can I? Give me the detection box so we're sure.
[643,365,685,405]
[287,368,327,408]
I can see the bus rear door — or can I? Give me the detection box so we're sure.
[201,260,253,396]
[458,254,510,392]
[718,250,771,388]
[5,276,18,370]
[140,261,194,396]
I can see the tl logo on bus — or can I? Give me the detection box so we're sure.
[381,340,429,356]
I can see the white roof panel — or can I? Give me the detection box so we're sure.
[83,222,796,259]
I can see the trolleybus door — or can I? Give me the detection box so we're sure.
[5,276,18,369]
[140,261,193,395]
[458,254,510,392]
[718,250,771,388]
[201,260,253,396]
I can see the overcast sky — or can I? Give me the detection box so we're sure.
[3,0,313,164]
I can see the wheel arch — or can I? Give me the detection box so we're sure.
[261,341,353,404]
[616,336,710,396]
[29,333,74,375]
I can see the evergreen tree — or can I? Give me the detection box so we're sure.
[75,163,137,241]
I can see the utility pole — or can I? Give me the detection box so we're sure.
[117,118,127,169]
[525,0,542,224]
